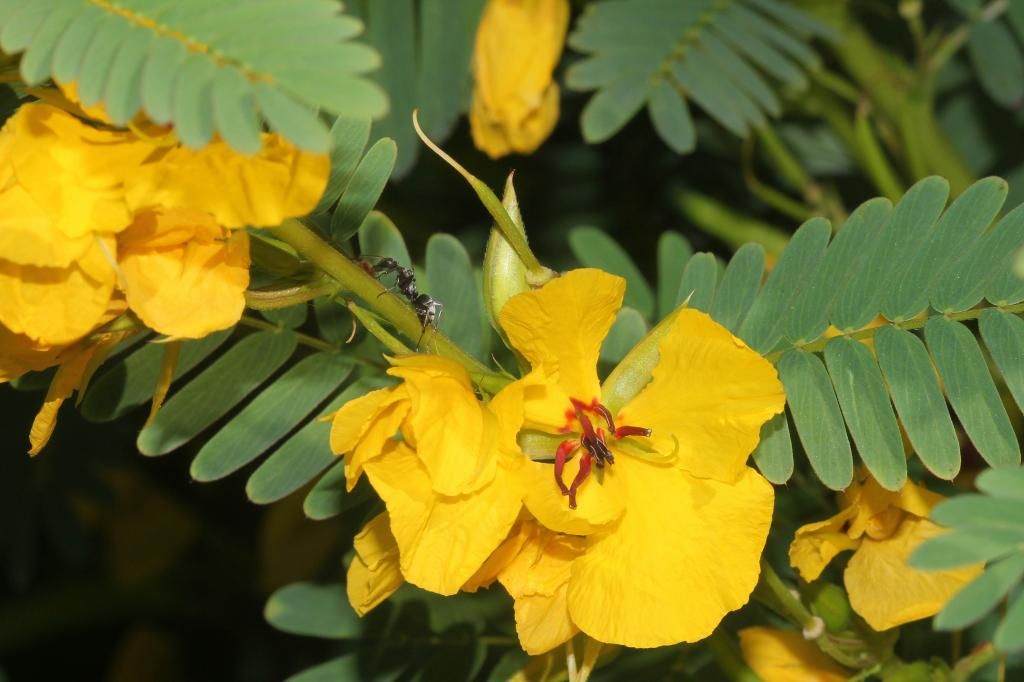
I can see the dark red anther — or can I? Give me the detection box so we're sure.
[593,403,617,432]
[554,439,576,495]
[614,425,653,439]
[567,452,593,509]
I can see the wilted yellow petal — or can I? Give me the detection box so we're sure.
[0,239,116,345]
[7,103,147,239]
[364,441,521,595]
[738,627,850,682]
[789,505,861,582]
[388,354,496,495]
[567,460,774,647]
[118,209,249,338]
[470,0,569,158]
[500,269,624,427]
[618,309,786,482]
[145,341,181,426]
[845,517,983,631]
[347,513,404,616]
[125,135,329,228]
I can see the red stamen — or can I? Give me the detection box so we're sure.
[593,403,617,432]
[554,439,576,495]
[567,452,593,509]
[614,425,653,439]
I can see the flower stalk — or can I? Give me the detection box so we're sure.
[273,218,510,393]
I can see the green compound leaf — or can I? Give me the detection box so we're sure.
[675,252,719,313]
[426,234,485,359]
[777,350,853,490]
[246,378,383,505]
[2,0,388,152]
[967,17,1024,109]
[265,582,361,639]
[823,337,906,490]
[709,242,764,334]
[752,411,794,485]
[568,0,830,153]
[330,138,398,243]
[924,317,1020,468]
[656,231,694,319]
[935,554,1024,631]
[600,307,648,364]
[190,353,353,483]
[137,331,297,456]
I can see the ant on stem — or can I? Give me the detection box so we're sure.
[360,256,443,349]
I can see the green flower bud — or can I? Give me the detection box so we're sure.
[483,173,530,342]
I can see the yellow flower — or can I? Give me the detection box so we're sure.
[470,0,569,158]
[330,355,530,596]
[118,208,250,339]
[738,627,850,682]
[789,470,984,631]
[497,269,786,649]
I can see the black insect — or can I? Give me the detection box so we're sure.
[361,256,443,348]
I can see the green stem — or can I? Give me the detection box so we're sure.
[742,138,814,223]
[773,302,1024,361]
[412,112,551,281]
[237,315,341,354]
[854,103,906,203]
[245,278,339,310]
[754,559,816,630]
[347,302,412,355]
[673,188,791,257]
[706,629,763,682]
[272,219,510,393]
[952,643,997,682]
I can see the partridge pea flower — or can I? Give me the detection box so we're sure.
[790,471,983,631]
[469,0,569,158]
[329,355,531,596]
[739,627,850,682]
[498,269,786,649]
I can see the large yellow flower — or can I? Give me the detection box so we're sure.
[470,0,569,158]
[497,269,786,649]
[739,627,850,682]
[329,355,530,596]
[790,470,983,631]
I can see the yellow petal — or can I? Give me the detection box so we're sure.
[125,135,329,228]
[363,441,521,595]
[738,627,850,682]
[567,459,774,647]
[330,387,400,454]
[118,209,249,338]
[844,517,984,631]
[0,239,116,345]
[497,521,584,655]
[347,513,404,616]
[463,520,533,592]
[388,355,496,495]
[0,324,63,382]
[789,505,861,582]
[500,269,624,424]
[346,398,410,491]
[520,457,623,535]
[617,309,785,482]
[7,104,147,239]
[470,0,569,158]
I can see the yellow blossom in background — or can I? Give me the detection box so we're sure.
[330,355,530,596]
[0,94,328,453]
[494,269,785,649]
[790,470,983,631]
[738,627,849,682]
[470,0,569,158]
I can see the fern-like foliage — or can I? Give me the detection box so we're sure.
[910,466,1024,654]
[567,0,834,153]
[0,0,387,152]
[571,176,1024,491]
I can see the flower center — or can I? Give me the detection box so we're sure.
[554,398,651,509]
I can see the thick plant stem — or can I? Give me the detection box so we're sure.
[273,219,510,393]
[245,278,339,310]
[754,559,817,630]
